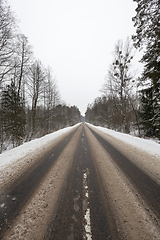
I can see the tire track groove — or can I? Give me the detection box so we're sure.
[87,125,160,223]
[0,127,79,238]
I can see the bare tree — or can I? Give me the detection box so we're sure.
[27,60,45,133]
[102,38,137,133]
[15,34,33,98]
[43,67,60,133]
[0,0,16,85]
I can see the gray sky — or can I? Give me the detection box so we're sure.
[8,0,141,115]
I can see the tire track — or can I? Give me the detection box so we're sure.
[0,126,80,238]
[87,125,160,225]
[45,124,118,239]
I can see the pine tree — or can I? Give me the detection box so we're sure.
[1,81,26,146]
[132,0,160,138]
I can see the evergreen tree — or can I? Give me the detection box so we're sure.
[140,88,156,136]
[1,81,26,146]
[132,0,160,138]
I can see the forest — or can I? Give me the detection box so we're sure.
[85,0,160,140]
[0,0,159,153]
[0,0,81,153]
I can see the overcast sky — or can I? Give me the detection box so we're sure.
[8,0,142,115]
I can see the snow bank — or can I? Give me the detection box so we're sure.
[0,123,80,170]
[87,123,160,157]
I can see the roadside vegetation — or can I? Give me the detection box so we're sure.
[85,0,160,140]
[0,0,81,153]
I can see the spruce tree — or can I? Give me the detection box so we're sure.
[140,87,155,136]
[132,0,160,138]
[1,81,26,146]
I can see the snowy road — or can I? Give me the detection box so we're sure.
[0,126,79,237]
[0,123,160,239]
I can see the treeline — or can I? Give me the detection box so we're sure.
[85,94,140,135]
[0,1,81,153]
[86,38,140,135]
[86,0,160,139]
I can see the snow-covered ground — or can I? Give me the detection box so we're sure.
[0,122,159,172]
[0,123,80,171]
[1,123,160,239]
[87,123,160,158]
